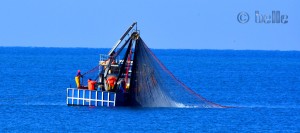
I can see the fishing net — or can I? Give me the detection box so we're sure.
[130,38,224,108]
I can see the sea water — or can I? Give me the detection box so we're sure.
[0,47,299,132]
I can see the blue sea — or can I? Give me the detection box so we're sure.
[0,47,299,132]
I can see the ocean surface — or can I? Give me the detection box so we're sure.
[0,47,299,132]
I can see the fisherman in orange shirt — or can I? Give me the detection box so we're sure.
[88,79,97,90]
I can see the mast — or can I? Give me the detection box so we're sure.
[100,22,138,93]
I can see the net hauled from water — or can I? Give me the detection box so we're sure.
[130,38,224,108]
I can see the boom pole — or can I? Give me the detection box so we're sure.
[108,22,137,56]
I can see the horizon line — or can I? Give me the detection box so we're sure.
[0,45,299,52]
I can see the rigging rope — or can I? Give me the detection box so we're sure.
[82,65,99,76]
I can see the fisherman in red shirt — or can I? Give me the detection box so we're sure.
[106,75,117,91]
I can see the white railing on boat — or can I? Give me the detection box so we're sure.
[66,88,116,107]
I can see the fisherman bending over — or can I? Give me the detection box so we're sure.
[88,79,97,90]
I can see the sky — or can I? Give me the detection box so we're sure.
[0,0,299,50]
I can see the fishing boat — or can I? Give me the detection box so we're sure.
[67,22,138,107]
[67,22,224,108]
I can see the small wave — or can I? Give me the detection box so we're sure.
[173,102,228,108]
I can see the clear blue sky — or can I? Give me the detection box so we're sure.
[0,0,299,50]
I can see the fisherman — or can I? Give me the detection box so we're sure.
[106,75,117,91]
[75,70,82,88]
[88,79,97,90]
